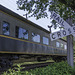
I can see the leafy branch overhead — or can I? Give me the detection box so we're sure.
[17,0,75,24]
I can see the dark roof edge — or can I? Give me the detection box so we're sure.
[0,5,50,33]
[60,38,67,42]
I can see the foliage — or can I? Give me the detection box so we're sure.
[30,61,74,75]
[58,0,75,11]
[2,61,75,75]
[16,0,75,29]
[2,64,32,75]
[16,0,75,20]
[17,0,49,19]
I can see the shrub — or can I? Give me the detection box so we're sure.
[30,61,74,75]
[2,61,75,75]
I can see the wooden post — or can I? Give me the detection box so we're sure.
[66,18,74,67]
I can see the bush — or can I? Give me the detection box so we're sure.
[2,64,32,75]
[2,61,75,75]
[30,61,74,75]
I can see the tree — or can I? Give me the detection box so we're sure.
[58,0,75,11]
[17,0,75,29]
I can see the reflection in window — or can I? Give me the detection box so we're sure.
[3,21,10,35]
[56,42,60,47]
[64,45,67,50]
[43,37,49,45]
[61,43,64,48]
[32,33,40,43]
[16,27,28,39]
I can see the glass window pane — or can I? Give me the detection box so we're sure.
[43,37,49,45]
[32,33,40,43]
[16,27,28,39]
[64,45,67,50]
[56,42,60,47]
[3,22,10,35]
[61,43,64,48]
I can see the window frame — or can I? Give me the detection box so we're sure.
[2,21,10,36]
[15,26,28,40]
[64,44,67,50]
[43,36,49,45]
[56,41,60,48]
[32,32,40,43]
[61,43,64,48]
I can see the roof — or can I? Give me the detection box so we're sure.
[0,5,50,33]
[60,38,67,42]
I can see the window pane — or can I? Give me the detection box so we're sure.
[32,33,40,43]
[56,42,60,47]
[3,22,10,35]
[61,43,64,48]
[16,27,28,39]
[43,37,49,45]
[64,45,67,50]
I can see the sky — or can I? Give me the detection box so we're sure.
[0,0,60,32]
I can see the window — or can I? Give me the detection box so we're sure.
[3,21,10,35]
[43,37,49,45]
[56,42,60,47]
[16,26,28,39]
[64,45,67,50]
[32,33,40,43]
[61,43,64,48]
